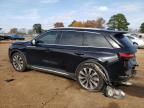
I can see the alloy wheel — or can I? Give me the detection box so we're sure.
[78,67,100,90]
[12,54,24,71]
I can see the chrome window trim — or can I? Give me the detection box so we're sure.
[35,29,112,49]
[57,29,100,35]
[35,29,100,39]
[33,29,101,43]
[38,43,113,49]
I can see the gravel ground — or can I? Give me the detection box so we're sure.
[0,41,144,108]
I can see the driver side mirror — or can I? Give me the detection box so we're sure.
[31,39,43,45]
[31,39,36,45]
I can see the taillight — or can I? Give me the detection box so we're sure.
[119,53,134,59]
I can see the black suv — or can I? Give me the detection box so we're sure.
[9,27,137,92]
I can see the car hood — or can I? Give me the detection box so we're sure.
[12,41,31,46]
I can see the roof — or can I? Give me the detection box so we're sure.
[51,27,128,34]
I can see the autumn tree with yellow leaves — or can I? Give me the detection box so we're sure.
[69,18,105,28]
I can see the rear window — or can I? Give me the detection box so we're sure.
[60,31,83,46]
[83,32,112,48]
[107,36,121,48]
[114,34,134,48]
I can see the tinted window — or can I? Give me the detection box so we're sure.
[107,36,120,48]
[84,33,111,47]
[60,31,83,46]
[38,31,59,44]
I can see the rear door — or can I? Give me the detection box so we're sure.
[82,32,117,62]
[56,30,85,72]
[82,32,121,79]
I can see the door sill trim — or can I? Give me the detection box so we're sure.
[28,65,76,80]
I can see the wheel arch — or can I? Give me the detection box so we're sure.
[10,49,27,65]
[75,58,111,85]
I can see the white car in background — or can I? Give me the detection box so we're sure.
[126,35,144,48]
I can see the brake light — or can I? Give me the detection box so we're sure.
[119,53,134,59]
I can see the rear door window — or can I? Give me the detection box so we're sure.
[59,31,83,46]
[106,36,121,48]
[83,32,112,48]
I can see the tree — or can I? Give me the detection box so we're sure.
[96,17,105,28]
[140,22,144,33]
[69,20,84,27]
[33,24,42,34]
[69,20,76,27]
[107,13,129,31]
[54,22,64,28]
[10,28,18,34]
[68,18,105,28]
[84,18,105,28]
[84,20,96,28]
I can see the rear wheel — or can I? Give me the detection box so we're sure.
[76,61,105,91]
[11,52,27,72]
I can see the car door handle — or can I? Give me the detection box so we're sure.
[74,52,84,56]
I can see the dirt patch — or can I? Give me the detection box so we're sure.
[0,41,144,108]
[104,102,120,108]
[121,84,144,98]
[4,78,15,83]
[0,41,13,44]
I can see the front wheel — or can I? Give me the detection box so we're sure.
[11,52,27,72]
[76,61,105,91]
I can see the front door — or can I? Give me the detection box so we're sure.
[26,30,61,67]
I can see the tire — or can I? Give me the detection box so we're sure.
[11,52,27,72]
[76,60,105,91]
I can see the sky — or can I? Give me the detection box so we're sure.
[0,0,144,32]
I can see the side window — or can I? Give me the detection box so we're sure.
[60,31,83,46]
[84,33,112,48]
[108,36,121,48]
[38,31,59,44]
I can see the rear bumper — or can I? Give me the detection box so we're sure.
[109,58,138,83]
[118,69,136,81]
[111,68,137,84]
